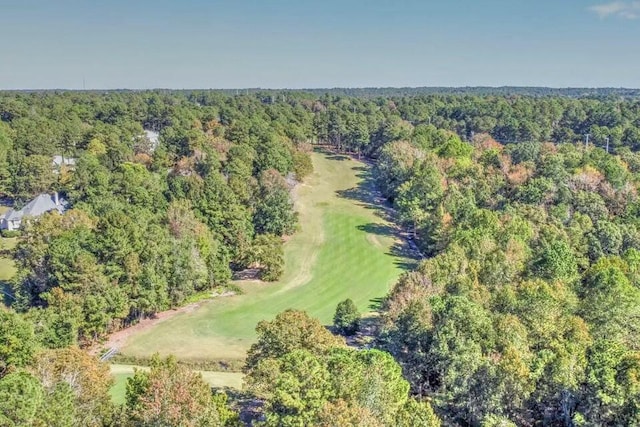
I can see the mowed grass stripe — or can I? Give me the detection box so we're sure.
[119,152,408,362]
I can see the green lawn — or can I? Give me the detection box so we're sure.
[0,237,17,304]
[109,371,132,405]
[109,364,244,405]
[0,237,17,282]
[119,152,411,362]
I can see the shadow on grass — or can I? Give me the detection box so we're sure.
[325,154,350,161]
[369,297,386,311]
[394,260,418,271]
[357,223,397,238]
[335,160,423,272]
[224,388,264,426]
[313,147,351,162]
[336,187,372,205]
[1,281,15,307]
[388,241,421,271]
[389,241,420,259]
[336,187,395,221]
[335,164,398,226]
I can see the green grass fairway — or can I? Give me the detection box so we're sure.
[109,364,244,404]
[119,152,412,362]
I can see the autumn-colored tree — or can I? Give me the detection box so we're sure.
[316,399,382,427]
[292,150,313,181]
[31,347,113,426]
[125,355,239,427]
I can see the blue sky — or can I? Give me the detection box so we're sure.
[1,0,639,89]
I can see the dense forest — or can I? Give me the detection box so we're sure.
[2,89,640,425]
[375,132,640,425]
[0,91,313,346]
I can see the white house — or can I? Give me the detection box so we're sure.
[52,155,76,168]
[52,155,77,175]
[0,193,68,231]
[143,130,160,152]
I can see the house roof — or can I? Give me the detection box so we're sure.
[144,130,160,151]
[0,194,68,223]
[52,156,76,167]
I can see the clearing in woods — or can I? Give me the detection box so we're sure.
[0,236,17,304]
[0,236,17,281]
[118,151,414,363]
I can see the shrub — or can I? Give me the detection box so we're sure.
[333,299,360,336]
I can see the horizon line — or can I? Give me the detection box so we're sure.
[1,85,640,92]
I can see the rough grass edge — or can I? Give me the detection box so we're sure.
[111,354,245,373]
[181,283,242,305]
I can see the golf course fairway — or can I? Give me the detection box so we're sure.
[118,151,410,362]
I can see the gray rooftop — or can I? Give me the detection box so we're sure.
[1,193,68,222]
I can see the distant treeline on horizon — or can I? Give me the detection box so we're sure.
[2,86,640,98]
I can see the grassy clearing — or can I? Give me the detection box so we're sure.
[120,152,412,362]
[109,364,244,404]
[0,237,17,282]
[0,237,17,305]
[109,372,131,405]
